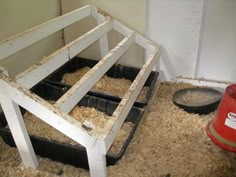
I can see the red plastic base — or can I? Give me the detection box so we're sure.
[206,120,236,153]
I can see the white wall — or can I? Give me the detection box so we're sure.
[146,0,236,83]
[61,0,147,68]
[196,0,236,83]
[146,0,204,81]
[0,0,64,77]
[61,0,146,34]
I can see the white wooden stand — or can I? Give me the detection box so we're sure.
[0,5,160,177]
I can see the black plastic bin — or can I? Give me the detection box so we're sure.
[45,57,159,107]
[0,83,143,170]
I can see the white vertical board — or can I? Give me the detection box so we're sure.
[146,0,204,80]
[196,0,236,82]
[0,97,38,168]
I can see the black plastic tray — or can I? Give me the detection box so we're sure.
[44,57,159,108]
[0,83,143,169]
[173,87,222,114]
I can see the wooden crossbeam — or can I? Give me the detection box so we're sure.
[113,19,159,50]
[0,66,9,76]
[55,33,135,113]
[0,74,97,148]
[0,5,161,177]
[16,20,113,89]
[0,5,92,61]
[113,20,134,37]
[102,47,161,152]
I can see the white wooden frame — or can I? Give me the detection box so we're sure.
[0,5,160,177]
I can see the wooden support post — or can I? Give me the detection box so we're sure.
[91,7,110,58]
[0,76,97,148]
[98,30,109,58]
[0,97,38,168]
[86,147,107,177]
[144,43,158,71]
[141,79,161,123]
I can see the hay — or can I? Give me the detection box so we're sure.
[0,82,236,177]
[62,67,148,100]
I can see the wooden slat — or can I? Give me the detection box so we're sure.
[16,20,113,89]
[91,5,110,58]
[0,6,162,176]
[103,47,161,151]
[0,96,38,168]
[55,33,135,113]
[136,34,158,51]
[0,66,9,76]
[87,148,107,177]
[113,20,134,37]
[113,19,160,50]
[0,75,97,148]
[0,5,91,61]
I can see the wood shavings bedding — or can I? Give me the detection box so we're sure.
[176,90,217,105]
[62,67,148,101]
[23,106,133,154]
[1,82,236,177]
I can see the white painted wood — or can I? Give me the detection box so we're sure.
[146,0,204,80]
[0,5,92,61]
[0,5,161,176]
[0,1,64,77]
[0,66,9,113]
[98,31,109,58]
[113,20,134,37]
[113,19,160,71]
[135,34,157,51]
[0,76,97,148]
[87,147,107,177]
[103,47,161,151]
[0,66,9,76]
[55,33,135,113]
[145,44,158,71]
[113,19,158,53]
[176,77,232,91]
[16,20,113,89]
[91,6,110,58]
[0,96,38,168]
[196,0,236,83]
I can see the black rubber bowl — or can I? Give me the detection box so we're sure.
[173,87,222,114]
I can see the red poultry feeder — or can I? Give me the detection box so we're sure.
[206,84,236,152]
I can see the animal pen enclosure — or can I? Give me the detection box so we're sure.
[0,5,160,177]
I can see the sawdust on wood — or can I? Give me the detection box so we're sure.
[0,82,236,177]
[62,67,148,101]
[23,106,133,154]
[70,106,110,128]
